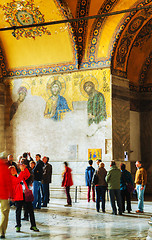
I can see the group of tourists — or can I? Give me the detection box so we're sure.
[85,159,147,215]
[0,153,150,239]
[0,152,52,238]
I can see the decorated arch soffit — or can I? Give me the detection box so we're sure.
[75,0,91,68]
[111,0,152,80]
[139,51,152,91]
[0,46,7,79]
[85,0,119,69]
[0,0,78,78]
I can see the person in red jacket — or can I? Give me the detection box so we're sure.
[62,162,73,207]
[0,159,12,239]
[9,162,39,233]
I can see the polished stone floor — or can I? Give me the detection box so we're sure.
[3,199,152,240]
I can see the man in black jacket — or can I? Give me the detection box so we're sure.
[32,154,44,209]
[41,157,52,207]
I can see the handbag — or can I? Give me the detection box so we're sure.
[126,182,134,193]
[92,171,98,185]
[122,172,134,193]
[23,181,34,202]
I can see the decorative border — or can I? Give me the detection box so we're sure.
[140,84,152,92]
[87,0,119,63]
[0,47,7,79]
[111,0,152,74]
[7,58,110,78]
[129,82,139,92]
[139,51,152,85]
[75,0,91,67]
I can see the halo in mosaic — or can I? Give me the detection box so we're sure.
[80,75,99,98]
[0,0,51,39]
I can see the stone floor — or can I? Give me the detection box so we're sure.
[3,199,152,240]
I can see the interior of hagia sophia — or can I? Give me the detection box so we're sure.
[0,0,152,197]
[0,0,152,239]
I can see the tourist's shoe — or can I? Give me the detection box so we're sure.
[64,204,72,207]
[112,212,117,215]
[21,217,29,221]
[41,205,47,207]
[136,210,144,213]
[0,235,5,239]
[30,226,39,232]
[128,210,131,213]
[119,212,123,215]
[148,220,152,226]
[16,227,20,232]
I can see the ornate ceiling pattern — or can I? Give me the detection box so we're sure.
[0,0,151,92]
[0,0,51,39]
[111,0,152,92]
[111,0,152,75]
[87,0,119,63]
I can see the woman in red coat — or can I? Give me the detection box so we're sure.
[0,159,12,239]
[62,162,73,207]
[9,162,39,233]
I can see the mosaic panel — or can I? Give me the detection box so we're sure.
[7,69,111,125]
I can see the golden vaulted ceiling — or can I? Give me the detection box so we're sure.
[0,0,152,91]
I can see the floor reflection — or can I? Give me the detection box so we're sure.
[4,199,151,239]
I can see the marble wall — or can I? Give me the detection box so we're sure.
[112,75,130,161]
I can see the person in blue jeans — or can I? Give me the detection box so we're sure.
[85,160,95,202]
[94,162,107,212]
[135,161,147,213]
[32,154,44,209]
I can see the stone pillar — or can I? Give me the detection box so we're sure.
[0,83,5,155]
[112,75,130,163]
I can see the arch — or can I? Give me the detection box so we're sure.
[75,0,91,67]
[0,44,7,78]
[87,0,119,63]
[139,51,152,91]
[111,1,152,78]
